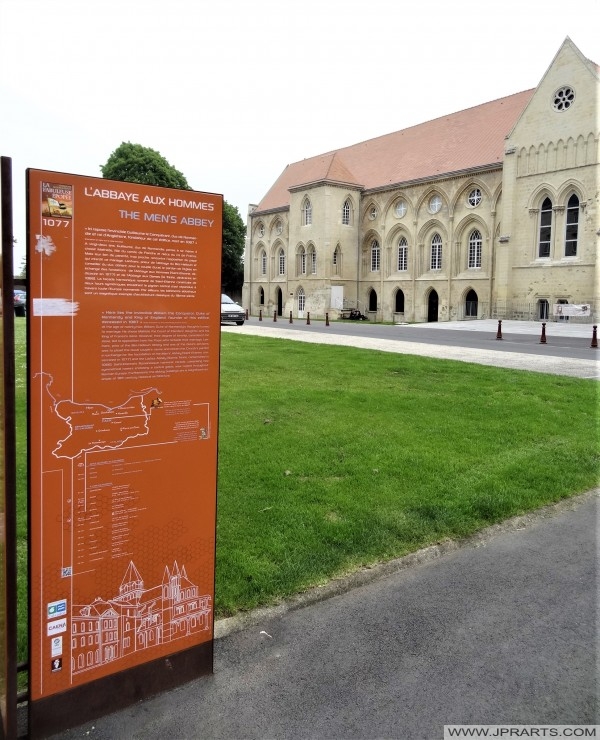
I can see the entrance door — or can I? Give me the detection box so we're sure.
[297,288,305,319]
[276,287,283,316]
[427,290,439,322]
[465,289,478,318]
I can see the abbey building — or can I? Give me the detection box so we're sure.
[243,38,599,323]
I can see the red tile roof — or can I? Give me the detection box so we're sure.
[255,89,535,213]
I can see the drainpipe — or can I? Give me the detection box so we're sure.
[380,216,385,322]
[447,214,454,322]
[489,207,497,318]
[356,207,361,310]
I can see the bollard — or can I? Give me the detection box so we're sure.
[325,313,330,326]
[496,319,503,340]
[289,311,293,324]
[259,309,262,321]
[245,309,249,320]
[539,322,547,344]
[591,325,598,349]
[273,311,277,322]
[306,312,310,325]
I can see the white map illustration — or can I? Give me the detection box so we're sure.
[36,372,211,461]
[37,373,161,459]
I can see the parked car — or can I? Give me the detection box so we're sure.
[220,294,245,325]
[14,289,26,317]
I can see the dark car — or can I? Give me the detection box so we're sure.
[14,289,26,317]
[220,294,245,325]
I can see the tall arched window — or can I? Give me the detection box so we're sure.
[431,233,442,270]
[565,194,579,256]
[397,237,408,271]
[302,198,312,226]
[468,230,482,268]
[260,249,267,276]
[333,245,341,275]
[395,289,405,313]
[308,245,317,274]
[538,197,552,257]
[297,246,306,275]
[278,248,286,275]
[342,199,351,226]
[370,240,380,272]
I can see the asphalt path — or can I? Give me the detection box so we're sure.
[223,319,599,379]
[235,317,597,360]
[52,493,598,740]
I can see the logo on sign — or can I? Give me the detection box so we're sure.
[47,599,67,619]
[47,618,67,636]
[51,658,62,672]
[51,636,62,658]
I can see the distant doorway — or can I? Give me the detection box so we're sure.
[427,290,439,322]
[276,287,283,316]
[369,289,378,312]
[297,288,305,318]
[465,289,478,318]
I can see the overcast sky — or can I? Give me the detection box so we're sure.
[1,0,598,271]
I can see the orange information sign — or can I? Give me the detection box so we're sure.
[27,170,222,722]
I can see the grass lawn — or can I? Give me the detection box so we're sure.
[13,321,599,664]
[216,333,598,615]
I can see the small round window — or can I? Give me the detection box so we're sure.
[275,221,283,234]
[468,188,482,207]
[553,86,575,111]
[369,206,378,220]
[395,200,407,218]
[257,223,265,237]
[429,195,442,214]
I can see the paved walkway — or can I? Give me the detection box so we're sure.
[408,319,594,337]
[224,320,600,380]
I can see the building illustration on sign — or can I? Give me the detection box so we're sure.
[71,560,211,675]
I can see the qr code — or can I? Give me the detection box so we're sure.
[61,567,72,578]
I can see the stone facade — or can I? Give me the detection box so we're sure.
[243,39,599,323]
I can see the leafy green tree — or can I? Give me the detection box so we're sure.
[221,202,245,295]
[101,142,245,293]
[101,142,190,190]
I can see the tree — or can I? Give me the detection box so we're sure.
[101,142,190,190]
[101,143,245,293]
[221,202,245,295]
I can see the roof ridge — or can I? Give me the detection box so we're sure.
[294,89,537,167]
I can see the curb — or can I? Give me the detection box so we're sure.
[214,488,598,640]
